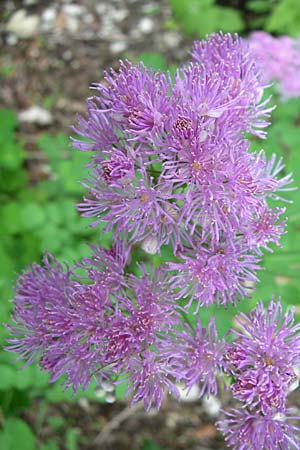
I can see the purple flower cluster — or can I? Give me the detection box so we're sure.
[73,32,291,312]
[5,32,300,449]
[249,31,300,99]
[218,408,300,450]
[218,299,300,449]
[6,242,226,410]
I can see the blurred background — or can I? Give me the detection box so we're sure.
[1,1,300,449]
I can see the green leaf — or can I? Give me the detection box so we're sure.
[0,109,17,133]
[1,203,46,235]
[65,428,79,450]
[266,0,300,36]
[20,203,46,231]
[0,167,28,193]
[1,202,23,234]
[114,378,128,400]
[37,133,69,163]
[169,0,243,36]
[0,365,17,389]
[0,418,36,450]
[40,441,59,450]
[14,365,35,390]
[139,53,168,72]
[47,416,65,431]
[142,439,165,450]
[247,0,272,13]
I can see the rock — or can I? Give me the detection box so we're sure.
[162,32,181,49]
[110,9,128,23]
[109,40,128,54]
[177,383,200,402]
[62,3,87,17]
[18,106,53,126]
[6,33,18,46]
[64,15,80,33]
[101,380,115,393]
[141,3,159,14]
[202,395,221,418]
[24,0,38,5]
[83,13,94,25]
[6,9,40,39]
[105,393,116,403]
[95,3,107,16]
[78,397,91,412]
[41,7,57,31]
[137,17,155,34]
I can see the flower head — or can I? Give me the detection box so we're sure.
[228,299,300,413]
[173,317,227,397]
[169,237,260,310]
[217,408,300,450]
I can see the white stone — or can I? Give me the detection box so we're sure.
[95,3,107,15]
[111,9,128,23]
[109,40,128,54]
[202,395,221,418]
[78,397,90,410]
[176,383,200,402]
[162,32,181,49]
[42,8,56,23]
[6,33,18,45]
[138,17,155,34]
[83,13,94,25]
[6,9,40,39]
[101,380,115,393]
[18,106,53,126]
[62,4,86,17]
[94,387,105,398]
[105,393,116,403]
[64,15,80,33]
[141,3,158,14]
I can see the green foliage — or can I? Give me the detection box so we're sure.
[1,42,300,447]
[168,0,243,37]
[0,418,36,450]
[247,0,273,13]
[142,439,166,450]
[249,93,300,310]
[266,0,300,36]
[168,0,300,37]
[0,108,110,442]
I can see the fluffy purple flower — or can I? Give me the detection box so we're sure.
[73,32,290,264]
[246,206,287,252]
[227,299,300,413]
[6,252,123,390]
[79,167,185,251]
[6,254,77,365]
[6,34,297,431]
[6,250,185,401]
[249,32,300,99]
[91,60,172,141]
[173,317,227,397]
[169,237,260,310]
[217,408,300,450]
[77,238,131,291]
[124,350,181,411]
[191,32,273,138]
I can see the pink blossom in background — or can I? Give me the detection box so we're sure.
[249,31,300,99]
